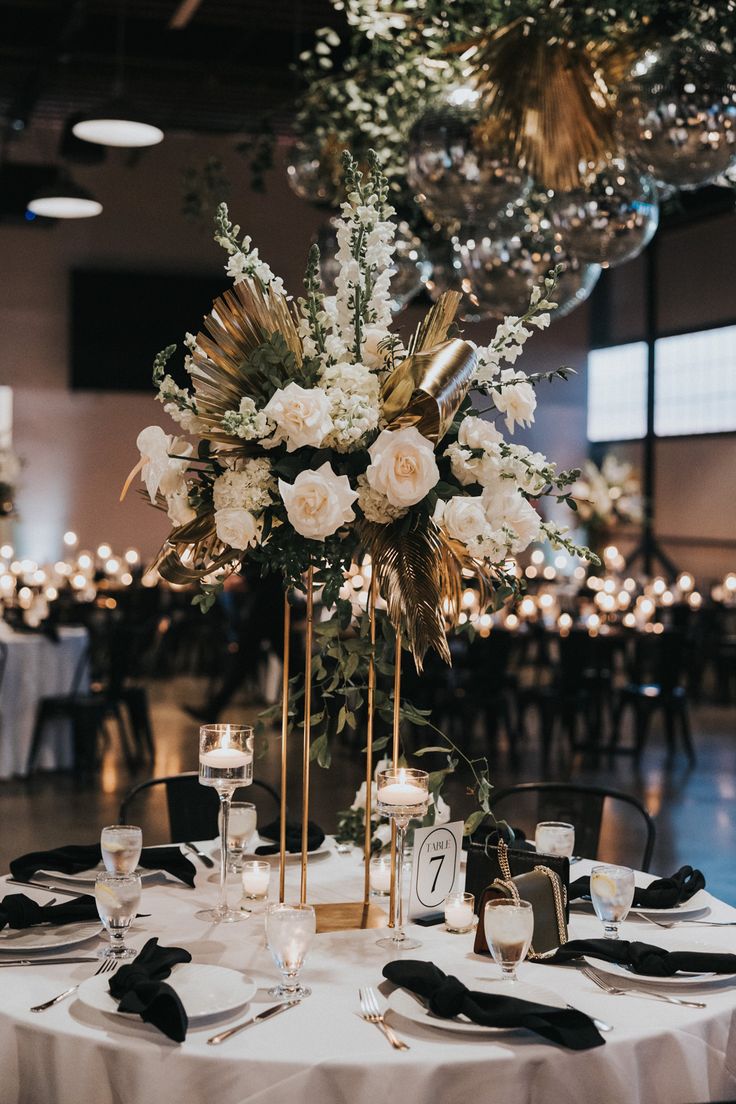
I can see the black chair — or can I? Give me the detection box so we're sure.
[0,640,7,690]
[489,781,656,871]
[611,630,695,763]
[119,772,281,843]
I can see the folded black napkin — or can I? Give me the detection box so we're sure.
[0,891,98,931]
[548,938,736,977]
[383,960,605,1051]
[255,818,325,856]
[569,866,705,910]
[10,844,196,888]
[108,937,192,1043]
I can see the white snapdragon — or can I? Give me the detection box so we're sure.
[356,473,408,524]
[445,441,502,489]
[490,370,537,433]
[457,416,503,452]
[212,459,275,515]
[221,397,274,442]
[482,485,542,555]
[501,444,552,496]
[155,373,204,434]
[225,247,287,297]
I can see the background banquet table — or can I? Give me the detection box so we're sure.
[0,624,88,779]
[1,848,735,1104]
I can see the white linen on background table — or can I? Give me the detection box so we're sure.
[0,852,735,1104]
[0,625,88,779]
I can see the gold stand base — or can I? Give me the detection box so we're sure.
[314,901,388,933]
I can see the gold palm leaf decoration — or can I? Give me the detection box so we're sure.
[468,18,616,192]
[150,512,237,585]
[436,529,495,628]
[188,276,304,447]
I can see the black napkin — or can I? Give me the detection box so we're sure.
[0,891,98,931]
[383,960,605,1051]
[108,937,192,1043]
[569,866,705,910]
[255,818,325,856]
[10,844,196,887]
[548,938,736,977]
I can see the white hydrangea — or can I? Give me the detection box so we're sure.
[212,458,275,515]
[221,397,274,442]
[323,389,379,452]
[356,473,408,524]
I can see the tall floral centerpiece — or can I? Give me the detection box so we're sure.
[125,151,593,924]
[571,455,642,558]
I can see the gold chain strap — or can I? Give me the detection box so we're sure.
[492,842,567,960]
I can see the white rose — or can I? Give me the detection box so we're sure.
[166,490,195,528]
[262,382,333,452]
[458,416,503,452]
[490,370,537,433]
[438,496,488,545]
[483,487,541,554]
[366,427,439,509]
[215,507,259,551]
[278,461,358,541]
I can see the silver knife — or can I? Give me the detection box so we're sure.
[183,843,215,869]
[0,957,99,967]
[7,879,83,896]
[207,1000,301,1045]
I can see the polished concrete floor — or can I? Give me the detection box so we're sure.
[1,677,735,905]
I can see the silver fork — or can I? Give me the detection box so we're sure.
[581,965,706,1009]
[640,913,736,930]
[31,956,118,1012]
[359,987,409,1050]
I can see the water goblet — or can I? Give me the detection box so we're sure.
[590,864,635,939]
[265,903,316,999]
[95,872,141,960]
[100,825,143,875]
[375,768,429,951]
[197,723,254,923]
[534,821,575,859]
[218,801,257,872]
[483,898,534,981]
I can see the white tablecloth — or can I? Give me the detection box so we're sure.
[0,624,88,779]
[1,850,735,1104]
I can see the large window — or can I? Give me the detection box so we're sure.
[587,325,736,441]
[587,342,648,442]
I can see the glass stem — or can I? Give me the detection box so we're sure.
[110,929,126,954]
[394,821,405,942]
[603,921,619,939]
[219,792,231,913]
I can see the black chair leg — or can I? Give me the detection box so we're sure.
[679,702,696,765]
[634,702,652,758]
[26,703,51,774]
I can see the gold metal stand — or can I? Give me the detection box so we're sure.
[300,566,314,905]
[278,592,291,903]
[388,626,402,926]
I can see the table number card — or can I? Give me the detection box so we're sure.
[407,820,464,920]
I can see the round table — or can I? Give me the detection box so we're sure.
[0,624,88,779]
[1,849,735,1104]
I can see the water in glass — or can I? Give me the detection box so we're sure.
[218,802,257,870]
[534,821,575,859]
[590,864,635,938]
[484,899,534,980]
[265,903,316,999]
[95,872,141,959]
[100,825,142,875]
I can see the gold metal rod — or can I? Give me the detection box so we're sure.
[300,566,314,904]
[388,625,402,926]
[278,592,291,904]
[363,571,378,907]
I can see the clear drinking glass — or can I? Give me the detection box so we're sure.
[483,898,534,981]
[375,768,429,951]
[240,860,271,913]
[590,864,635,939]
[198,723,254,924]
[534,821,575,859]
[100,825,143,875]
[444,891,475,933]
[95,872,141,959]
[218,801,257,872]
[265,903,316,999]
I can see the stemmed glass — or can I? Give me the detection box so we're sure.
[590,864,635,939]
[265,903,316,999]
[100,825,143,875]
[197,723,254,923]
[484,898,534,981]
[534,821,575,859]
[95,872,141,960]
[218,801,257,872]
[375,767,429,951]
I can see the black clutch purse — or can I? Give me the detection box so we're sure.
[466,839,570,921]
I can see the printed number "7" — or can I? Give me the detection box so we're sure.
[429,855,445,895]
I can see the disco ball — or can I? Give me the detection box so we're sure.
[408,89,532,226]
[316,217,433,312]
[459,201,601,320]
[287,139,341,207]
[617,41,736,191]
[550,156,659,268]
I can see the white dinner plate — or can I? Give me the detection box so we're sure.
[387,981,565,1035]
[0,920,103,953]
[582,943,736,986]
[215,836,333,863]
[628,888,711,918]
[77,963,257,1021]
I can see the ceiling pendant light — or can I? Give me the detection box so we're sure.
[27,171,102,219]
[72,0,163,149]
